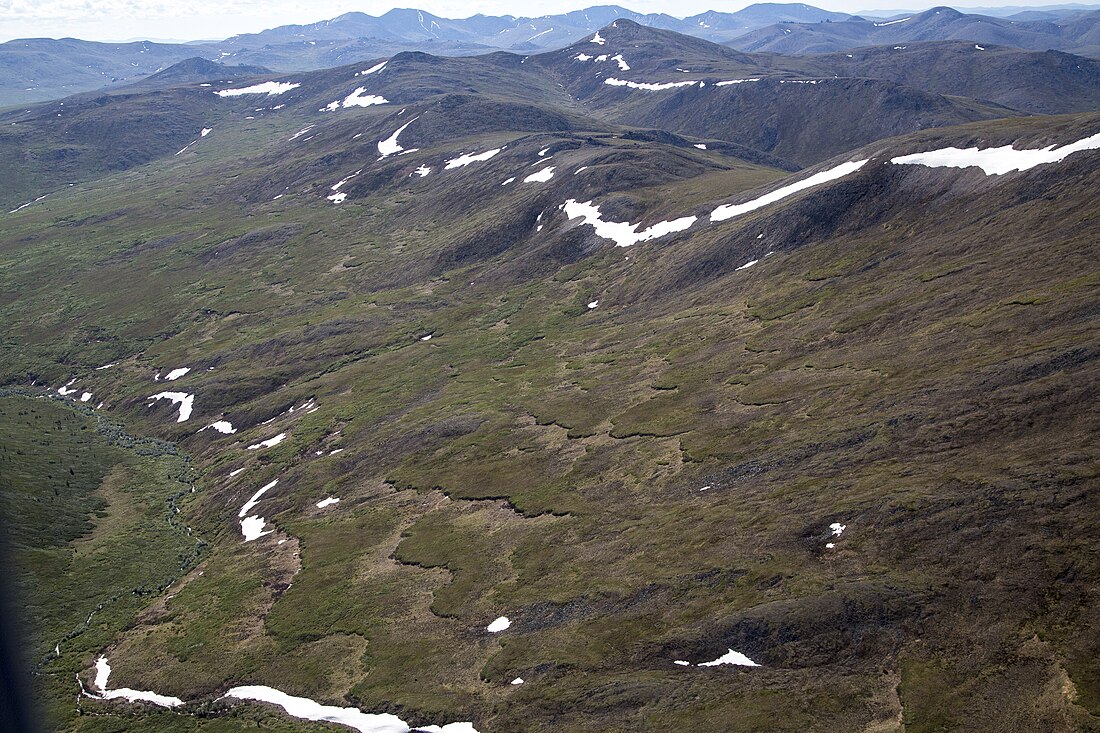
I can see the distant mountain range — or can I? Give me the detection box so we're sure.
[729,5,1100,54]
[3,3,1100,107]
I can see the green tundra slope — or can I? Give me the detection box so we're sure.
[1,22,1099,733]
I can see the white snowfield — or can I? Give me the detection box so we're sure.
[316,496,340,508]
[202,420,236,434]
[715,78,760,86]
[93,656,183,708]
[164,367,190,381]
[486,616,511,633]
[148,392,195,422]
[890,131,1100,175]
[444,148,502,169]
[873,16,911,25]
[216,81,299,97]
[378,116,419,157]
[563,199,697,248]
[710,159,869,222]
[590,31,606,44]
[604,77,698,91]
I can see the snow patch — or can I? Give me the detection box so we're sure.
[873,17,911,25]
[339,88,389,108]
[316,496,340,508]
[710,159,868,222]
[414,165,431,177]
[587,300,599,309]
[889,132,1100,175]
[247,433,286,450]
[590,31,605,44]
[357,60,387,76]
[223,686,478,733]
[487,616,510,633]
[164,367,190,381]
[216,81,299,97]
[148,392,194,422]
[604,77,696,91]
[289,125,314,141]
[202,421,236,434]
[92,657,183,707]
[698,649,760,667]
[736,259,759,271]
[510,678,524,685]
[523,166,555,183]
[378,116,419,157]
[715,78,760,86]
[444,148,502,169]
[240,479,279,518]
[563,199,697,248]
[240,516,272,542]
[80,392,93,402]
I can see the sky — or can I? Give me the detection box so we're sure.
[0,0,1092,43]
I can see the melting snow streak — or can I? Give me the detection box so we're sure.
[216,81,299,97]
[710,159,868,222]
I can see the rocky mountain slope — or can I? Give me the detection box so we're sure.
[1,17,1099,733]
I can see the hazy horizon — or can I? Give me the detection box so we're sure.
[1,0,1097,44]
